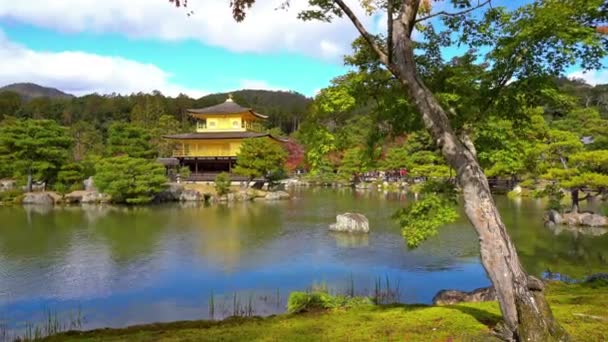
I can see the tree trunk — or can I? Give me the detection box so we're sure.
[26,165,33,193]
[390,23,569,342]
[570,189,579,213]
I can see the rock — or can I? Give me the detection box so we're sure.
[81,191,110,204]
[0,179,16,192]
[237,190,252,201]
[22,192,55,205]
[265,191,290,200]
[579,213,608,227]
[546,210,563,225]
[432,286,496,305]
[83,176,96,192]
[585,273,608,283]
[561,212,608,227]
[329,213,369,233]
[179,189,202,202]
[155,183,184,202]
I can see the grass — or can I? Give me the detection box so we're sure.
[40,281,608,342]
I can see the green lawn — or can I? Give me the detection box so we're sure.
[44,282,608,342]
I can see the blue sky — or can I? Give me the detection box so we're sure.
[0,0,604,98]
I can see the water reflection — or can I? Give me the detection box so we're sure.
[0,189,606,333]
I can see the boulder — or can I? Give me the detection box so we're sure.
[265,191,290,200]
[585,273,608,283]
[80,191,110,204]
[0,179,16,192]
[22,192,55,205]
[579,213,608,227]
[432,286,496,305]
[155,183,184,202]
[329,213,369,233]
[561,212,608,227]
[545,210,563,226]
[179,189,202,202]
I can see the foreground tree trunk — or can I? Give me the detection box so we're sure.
[387,19,569,342]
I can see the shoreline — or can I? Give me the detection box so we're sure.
[36,281,608,342]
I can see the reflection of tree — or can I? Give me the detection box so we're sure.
[175,202,284,272]
[91,206,170,263]
[0,206,77,262]
[499,197,608,279]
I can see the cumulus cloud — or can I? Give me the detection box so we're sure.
[0,0,377,60]
[0,29,208,97]
[568,69,608,86]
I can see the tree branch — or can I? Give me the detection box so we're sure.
[415,0,492,24]
[333,0,390,65]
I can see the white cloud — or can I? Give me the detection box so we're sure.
[239,79,285,91]
[0,0,378,61]
[568,69,608,86]
[0,29,207,97]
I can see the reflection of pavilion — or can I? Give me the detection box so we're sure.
[163,97,283,181]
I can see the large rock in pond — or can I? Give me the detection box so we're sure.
[329,213,369,233]
[22,192,56,205]
[265,191,290,200]
[432,286,496,305]
[562,212,608,227]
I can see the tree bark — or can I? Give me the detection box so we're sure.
[570,189,579,213]
[389,18,569,342]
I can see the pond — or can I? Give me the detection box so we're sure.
[0,188,607,334]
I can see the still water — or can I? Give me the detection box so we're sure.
[0,188,606,332]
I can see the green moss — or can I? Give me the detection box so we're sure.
[44,282,608,342]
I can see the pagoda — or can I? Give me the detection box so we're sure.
[163,96,282,181]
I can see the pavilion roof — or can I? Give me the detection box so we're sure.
[163,131,286,142]
[187,98,268,119]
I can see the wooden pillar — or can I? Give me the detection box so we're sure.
[228,160,232,173]
[195,157,199,174]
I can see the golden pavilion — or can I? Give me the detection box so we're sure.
[163,96,281,181]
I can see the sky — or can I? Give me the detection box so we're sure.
[0,0,605,98]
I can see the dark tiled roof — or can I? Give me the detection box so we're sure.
[187,99,268,119]
[163,132,271,140]
[156,157,180,166]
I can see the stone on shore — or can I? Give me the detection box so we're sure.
[265,191,290,200]
[329,213,369,233]
[179,189,203,202]
[22,192,61,205]
[432,286,496,305]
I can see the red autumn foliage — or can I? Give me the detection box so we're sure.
[284,139,305,172]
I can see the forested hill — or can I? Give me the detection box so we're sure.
[194,90,312,133]
[0,83,74,100]
[0,85,310,134]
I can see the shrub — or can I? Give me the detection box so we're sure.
[0,189,24,204]
[214,172,231,196]
[95,156,167,204]
[287,292,373,314]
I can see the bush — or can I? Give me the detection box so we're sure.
[95,156,167,204]
[287,292,373,314]
[214,172,231,196]
[0,189,24,204]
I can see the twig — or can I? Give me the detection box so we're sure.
[415,0,492,24]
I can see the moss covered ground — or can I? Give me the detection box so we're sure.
[44,281,607,342]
